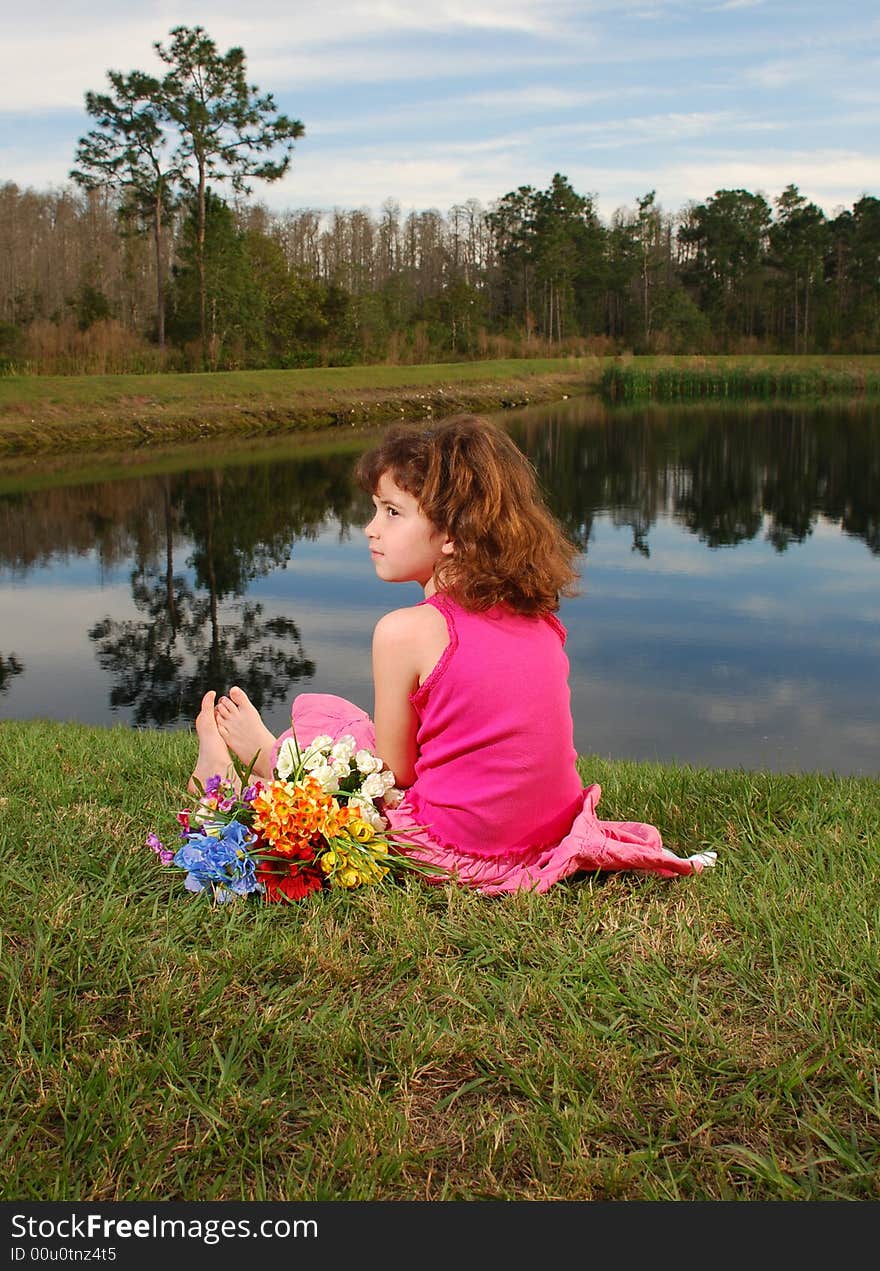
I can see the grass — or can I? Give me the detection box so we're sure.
[600,355,880,402]
[4,353,880,458]
[0,358,591,455]
[2,719,878,1201]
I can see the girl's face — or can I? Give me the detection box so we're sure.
[364,472,453,594]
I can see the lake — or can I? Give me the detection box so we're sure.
[1,395,878,776]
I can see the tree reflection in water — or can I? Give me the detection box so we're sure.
[90,574,314,727]
[0,654,24,694]
[507,399,880,558]
[82,455,357,726]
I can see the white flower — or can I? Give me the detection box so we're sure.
[360,772,388,800]
[274,739,299,780]
[330,756,352,778]
[382,786,404,809]
[331,736,356,761]
[300,736,333,771]
[348,794,387,831]
[355,748,384,775]
[309,763,339,793]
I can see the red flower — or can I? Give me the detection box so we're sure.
[256,849,325,903]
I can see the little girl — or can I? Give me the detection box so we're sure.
[191,414,716,893]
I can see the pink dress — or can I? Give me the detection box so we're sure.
[270,594,712,894]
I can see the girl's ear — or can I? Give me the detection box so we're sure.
[440,537,455,556]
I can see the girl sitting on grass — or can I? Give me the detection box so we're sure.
[190,414,716,893]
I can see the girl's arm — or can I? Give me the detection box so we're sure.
[371,604,447,787]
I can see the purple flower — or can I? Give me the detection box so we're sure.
[242,785,259,804]
[204,774,223,796]
[146,832,175,866]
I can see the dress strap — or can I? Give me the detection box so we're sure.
[426,592,567,645]
[422,591,455,620]
[544,611,568,645]
[410,593,458,706]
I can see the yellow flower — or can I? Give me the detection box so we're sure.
[316,831,391,889]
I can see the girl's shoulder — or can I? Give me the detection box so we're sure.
[373,601,451,690]
[373,600,447,645]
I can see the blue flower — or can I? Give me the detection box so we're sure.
[173,818,262,899]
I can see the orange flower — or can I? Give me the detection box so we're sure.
[252,778,346,859]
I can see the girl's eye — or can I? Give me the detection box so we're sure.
[386,506,399,517]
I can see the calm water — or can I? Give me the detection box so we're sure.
[1,397,878,775]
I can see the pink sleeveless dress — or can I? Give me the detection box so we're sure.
[270,594,710,894]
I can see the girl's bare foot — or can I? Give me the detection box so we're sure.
[188,691,237,795]
[215,686,277,780]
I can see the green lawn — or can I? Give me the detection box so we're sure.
[0,357,591,454]
[2,719,877,1201]
[4,353,879,456]
[0,357,595,408]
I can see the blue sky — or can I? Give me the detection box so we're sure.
[3,0,878,224]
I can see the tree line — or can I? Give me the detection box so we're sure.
[0,25,877,374]
[4,175,876,374]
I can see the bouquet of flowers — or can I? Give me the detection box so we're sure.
[148,734,432,904]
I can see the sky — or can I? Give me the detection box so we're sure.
[3,0,878,225]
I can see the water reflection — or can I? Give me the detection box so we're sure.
[86,472,319,726]
[0,399,878,775]
[506,399,880,557]
[0,654,24,693]
[1,451,361,727]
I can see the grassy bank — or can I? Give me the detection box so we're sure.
[2,719,877,1201]
[3,354,880,460]
[600,355,880,402]
[0,359,590,456]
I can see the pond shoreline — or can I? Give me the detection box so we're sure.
[4,352,879,458]
[3,394,878,776]
[0,360,589,457]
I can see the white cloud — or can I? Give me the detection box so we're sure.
[594,151,880,219]
[5,122,877,221]
[2,3,551,109]
[3,1,877,218]
[345,0,564,37]
[712,0,766,10]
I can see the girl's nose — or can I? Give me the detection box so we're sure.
[364,511,378,538]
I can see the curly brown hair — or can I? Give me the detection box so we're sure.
[354,414,580,614]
